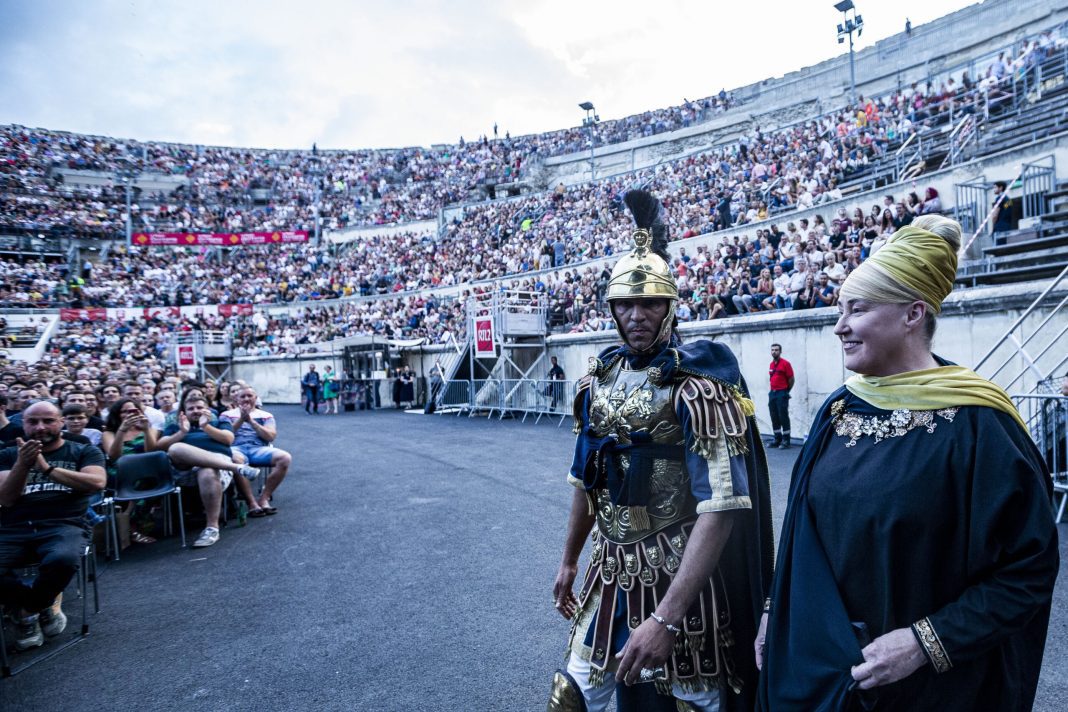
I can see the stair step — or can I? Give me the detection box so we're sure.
[985,232,1068,256]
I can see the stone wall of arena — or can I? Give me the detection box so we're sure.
[241,280,1068,440]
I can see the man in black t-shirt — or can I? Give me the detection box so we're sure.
[0,402,105,650]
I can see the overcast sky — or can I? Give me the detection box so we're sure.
[1,0,978,150]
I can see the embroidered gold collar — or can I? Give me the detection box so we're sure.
[830,399,959,447]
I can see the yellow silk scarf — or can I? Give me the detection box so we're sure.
[841,225,957,313]
[845,365,1026,431]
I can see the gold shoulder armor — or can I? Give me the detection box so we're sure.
[673,376,752,441]
[573,375,593,433]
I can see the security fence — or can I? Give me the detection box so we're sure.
[439,378,576,425]
[1012,391,1068,523]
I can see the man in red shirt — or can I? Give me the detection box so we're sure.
[768,343,794,448]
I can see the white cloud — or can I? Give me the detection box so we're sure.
[0,0,980,149]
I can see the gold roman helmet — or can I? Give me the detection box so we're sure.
[606,190,678,350]
[605,228,679,300]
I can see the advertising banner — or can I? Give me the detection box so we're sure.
[59,308,107,322]
[59,304,253,321]
[474,317,495,358]
[176,344,198,369]
[130,231,309,247]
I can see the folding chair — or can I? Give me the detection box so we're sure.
[110,452,187,560]
[0,541,99,677]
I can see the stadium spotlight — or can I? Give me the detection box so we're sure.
[580,102,598,181]
[834,1,864,106]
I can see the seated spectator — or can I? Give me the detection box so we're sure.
[62,391,105,430]
[0,402,106,650]
[220,386,292,517]
[83,392,105,429]
[155,395,258,548]
[122,381,165,431]
[101,397,159,545]
[764,264,792,310]
[793,274,819,310]
[96,383,121,419]
[0,394,25,445]
[215,381,234,412]
[920,186,943,214]
[823,253,847,288]
[814,271,839,307]
[156,388,178,421]
[62,405,101,447]
[752,268,775,311]
[892,202,913,229]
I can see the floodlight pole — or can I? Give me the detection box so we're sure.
[847,29,856,106]
[312,157,322,245]
[115,167,138,244]
[835,1,864,107]
[580,102,598,182]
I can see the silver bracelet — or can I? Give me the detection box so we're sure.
[649,613,682,635]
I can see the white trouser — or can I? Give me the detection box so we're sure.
[565,652,720,712]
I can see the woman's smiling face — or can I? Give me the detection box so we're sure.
[833,298,915,376]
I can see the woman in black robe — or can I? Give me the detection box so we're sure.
[756,216,1060,711]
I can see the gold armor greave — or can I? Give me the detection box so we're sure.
[547,670,586,712]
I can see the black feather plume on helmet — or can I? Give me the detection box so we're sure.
[623,189,670,261]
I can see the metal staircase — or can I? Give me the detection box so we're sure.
[436,290,557,420]
[974,266,1068,522]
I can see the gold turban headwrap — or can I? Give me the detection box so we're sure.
[839,225,958,314]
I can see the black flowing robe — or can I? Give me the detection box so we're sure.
[759,388,1059,712]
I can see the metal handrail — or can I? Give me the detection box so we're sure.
[940,114,978,170]
[974,265,1068,393]
[1010,392,1067,523]
[894,132,923,182]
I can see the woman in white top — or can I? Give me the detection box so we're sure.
[823,252,848,288]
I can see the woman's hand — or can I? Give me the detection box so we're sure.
[851,627,927,690]
[125,414,147,432]
[754,612,769,670]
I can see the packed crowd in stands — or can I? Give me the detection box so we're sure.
[0,26,1063,358]
[45,292,467,358]
[0,92,737,239]
[22,186,940,365]
[1,28,1058,244]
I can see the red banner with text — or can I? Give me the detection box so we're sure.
[130,231,309,247]
[59,304,253,322]
[474,317,495,358]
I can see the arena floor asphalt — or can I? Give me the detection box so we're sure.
[0,405,1065,712]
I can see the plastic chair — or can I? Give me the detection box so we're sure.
[110,452,187,559]
[0,541,99,677]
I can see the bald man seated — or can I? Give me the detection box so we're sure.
[0,402,106,650]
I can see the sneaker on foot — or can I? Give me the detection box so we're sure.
[40,607,67,637]
[237,464,259,479]
[15,615,43,650]
[193,527,220,548]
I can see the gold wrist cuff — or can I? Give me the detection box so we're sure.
[912,617,952,673]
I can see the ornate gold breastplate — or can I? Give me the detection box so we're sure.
[588,362,695,543]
